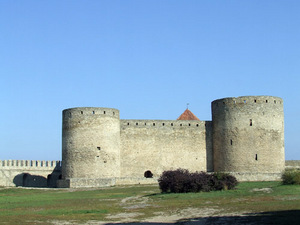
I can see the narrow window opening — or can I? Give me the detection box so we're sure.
[171,123,173,126]
[162,123,165,126]
[92,111,95,114]
[254,99,257,103]
[255,154,258,161]
[266,100,268,103]
[274,100,276,104]
[144,170,153,178]
[250,119,252,126]
[136,123,138,125]
[81,111,83,114]
[196,124,199,127]
[180,124,182,126]
[97,147,101,150]
[230,139,233,145]
[104,111,106,114]
[145,123,147,125]
[189,123,191,126]
[153,123,155,126]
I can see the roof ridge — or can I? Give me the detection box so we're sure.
[177,109,200,121]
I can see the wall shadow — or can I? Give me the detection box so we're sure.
[13,164,62,188]
[205,121,213,172]
[103,210,300,225]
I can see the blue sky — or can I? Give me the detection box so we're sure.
[1,1,299,160]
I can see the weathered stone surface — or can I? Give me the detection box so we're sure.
[212,96,285,175]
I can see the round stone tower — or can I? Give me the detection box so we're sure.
[212,96,285,179]
[62,107,120,181]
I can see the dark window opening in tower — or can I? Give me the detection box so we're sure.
[136,123,138,125]
[97,147,101,150]
[250,119,253,126]
[144,170,153,178]
[274,100,276,104]
[180,124,182,126]
[104,111,106,114]
[230,139,233,145]
[266,100,268,103]
[255,154,258,161]
[162,123,165,126]
[153,123,155,126]
[92,111,95,114]
[254,99,256,103]
[81,111,83,114]
[127,123,130,125]
[171,123,173,126]
[189,123,191,126]
[196,124,199,127]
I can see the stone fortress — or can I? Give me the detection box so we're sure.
[0,95,298,188]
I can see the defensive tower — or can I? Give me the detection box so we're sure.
[212,96,285,177]
[62,107,121,181]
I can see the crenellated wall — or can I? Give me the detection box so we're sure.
[0,160,61,187]
[120,119,213,179]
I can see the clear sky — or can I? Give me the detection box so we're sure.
[1,1,299,161]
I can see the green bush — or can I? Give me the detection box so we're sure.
[282,169,300,185]
[158,169,238,193]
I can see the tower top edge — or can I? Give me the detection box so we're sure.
[63,107,119,112]
[212,95,283,104]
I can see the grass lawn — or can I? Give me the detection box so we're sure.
[0,181,300,224]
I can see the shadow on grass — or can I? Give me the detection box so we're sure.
[104,210,300,225]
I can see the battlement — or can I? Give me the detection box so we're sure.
[63,107,120,120]
[0,160,61,170]
[121,120,210,129]
[212,96,283,107]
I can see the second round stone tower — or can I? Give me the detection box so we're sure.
[212,96,285,179]
[62,107,121,182]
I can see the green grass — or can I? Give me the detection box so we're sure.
[0,182,300,224]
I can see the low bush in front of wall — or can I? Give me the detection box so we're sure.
[282,169,300,185]
[158,169,238,193]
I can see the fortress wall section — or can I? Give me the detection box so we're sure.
[212,96,285,178]
[62,107,121,181]
[285,160,300,169]
[0,160,61,187]
[120,120,212,179]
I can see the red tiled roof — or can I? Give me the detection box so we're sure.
[177,109,200,121]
